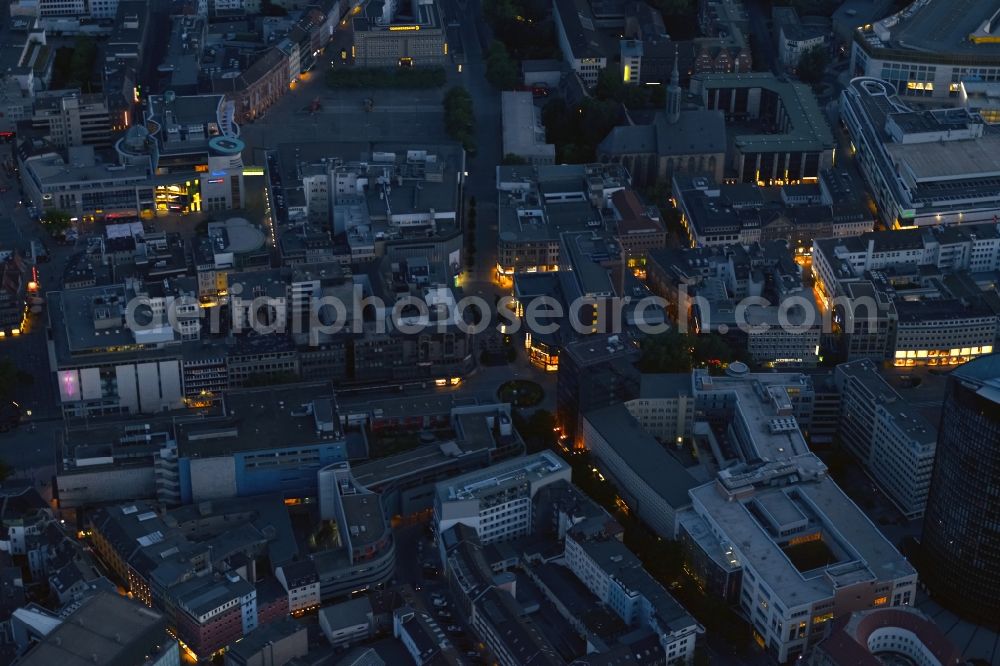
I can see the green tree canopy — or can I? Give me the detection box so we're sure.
[443,86,476,153]
[485,41,519,90]
[639,331,747,373]
[797,45,828,85]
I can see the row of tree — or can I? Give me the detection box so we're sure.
[443,86,476,154]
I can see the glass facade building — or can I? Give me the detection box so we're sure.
[921,354,1000,624]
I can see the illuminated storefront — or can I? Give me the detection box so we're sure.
[893,345,993,368]
[154,181,201,215]
[524,332,559,372]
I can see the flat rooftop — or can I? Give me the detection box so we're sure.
[497,164,627,245]
[337,391,479,420]
[341,492,388,548]
[561,333,637,366]
[55,285,135,354]
[887,136,1000,182]
[691,458,916,609]
[844,77,1000,212]
[273,141,462,229]
[25,151,148,186]
[501,91,555,162]
[561,231,616,296]
[693,370,812,462]
[638,373,693,399]
[859,0,1000,57]
[435,450,567,504]
[149,94,222,130]
[176,383,341,457]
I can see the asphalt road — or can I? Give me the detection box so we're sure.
[0,149,65,491]
[393,524,493,662]
[746,0,779,74]
[455,0,502,284]
[0,149,69,422]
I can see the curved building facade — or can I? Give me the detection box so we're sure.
[921,354,1000,624]
[812,607,962,666]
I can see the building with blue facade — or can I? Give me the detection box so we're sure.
[174,383,348,503]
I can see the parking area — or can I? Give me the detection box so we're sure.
[393,524,492,663]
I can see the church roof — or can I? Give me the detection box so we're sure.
[598,124,658,155]
[598,109,726,159]
[654,109,727,156]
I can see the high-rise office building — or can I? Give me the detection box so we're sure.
[921,354,1000,624]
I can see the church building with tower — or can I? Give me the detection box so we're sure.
[597,54,727,186]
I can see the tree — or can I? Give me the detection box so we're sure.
[512,409,559,453]
[485,41,519,90]
[443,86,476,153]
[693,332,746,366]
[639,331,694,373]
[41,209,72,235]
[542,97,621,163]
[797,45,828,85]
[595,67,626,102]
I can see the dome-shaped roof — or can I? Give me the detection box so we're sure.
[121,124,151,153]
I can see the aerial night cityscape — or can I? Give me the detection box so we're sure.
[1,0,999,663]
